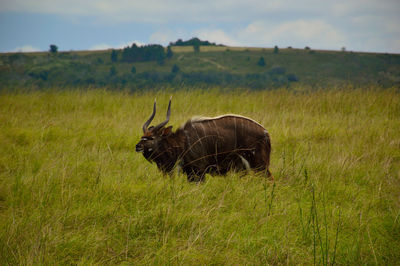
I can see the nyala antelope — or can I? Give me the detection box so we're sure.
[135,98,272,181]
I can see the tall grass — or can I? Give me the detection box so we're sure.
[0,88,399,264]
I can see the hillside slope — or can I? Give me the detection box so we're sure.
[1,45,400,90]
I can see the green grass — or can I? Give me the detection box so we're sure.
[0,88,399,264]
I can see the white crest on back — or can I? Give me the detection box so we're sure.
[184,114,265,129]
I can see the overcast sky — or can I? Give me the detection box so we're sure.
[1,0,399,53]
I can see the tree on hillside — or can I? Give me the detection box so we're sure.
[157,58,165,66]
[111,49,118,63]
[131,65,136,74]
[49,44,58,54]
[287,73,299,82]
[109,66,117,76]
[193,43,200,52]
[274,45,279,54]
[166,46,173,58]
[174,39,184,46]
[269,66,286,75]
[257,56,266,67]
[171,64,180,73]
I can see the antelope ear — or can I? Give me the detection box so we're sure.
[162,126,173,136]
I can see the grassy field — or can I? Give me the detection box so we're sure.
[0,88,399,264]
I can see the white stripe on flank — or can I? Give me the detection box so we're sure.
[199,123,207,149]
[192,123,204,148]
[212,120,219,139]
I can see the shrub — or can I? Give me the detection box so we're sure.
[193,43,200,52]
[257,57,266,67]
[269,66,286,75]
[111,49,118,63]
[166,46,173,58]
[171,64,180,73]
[109,66,117,76]
[49,44,58,54]
[287,73,299,82]
[157,58,165,66]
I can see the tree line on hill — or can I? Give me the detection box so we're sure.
[120,44,166,63]
[114,37,222,64]
[110,43,173,64]
[169,37,224,47]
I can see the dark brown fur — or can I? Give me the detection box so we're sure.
[136,113,272,182]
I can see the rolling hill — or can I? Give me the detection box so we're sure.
[1,42,400,91]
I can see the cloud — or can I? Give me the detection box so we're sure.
[1,0,399,53]
[149,31,177,45]
[0,0,214,23]
[149,29,196,45]
[12,45,41,52]
[116,40,145,48]
[238,20,346,49]
[89,43,112,50]
[195,29,240,46]
[89,40,144,50]
[1,0,398,24]
[190,20,346,50]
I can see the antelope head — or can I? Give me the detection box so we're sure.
[135,97,173,161]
